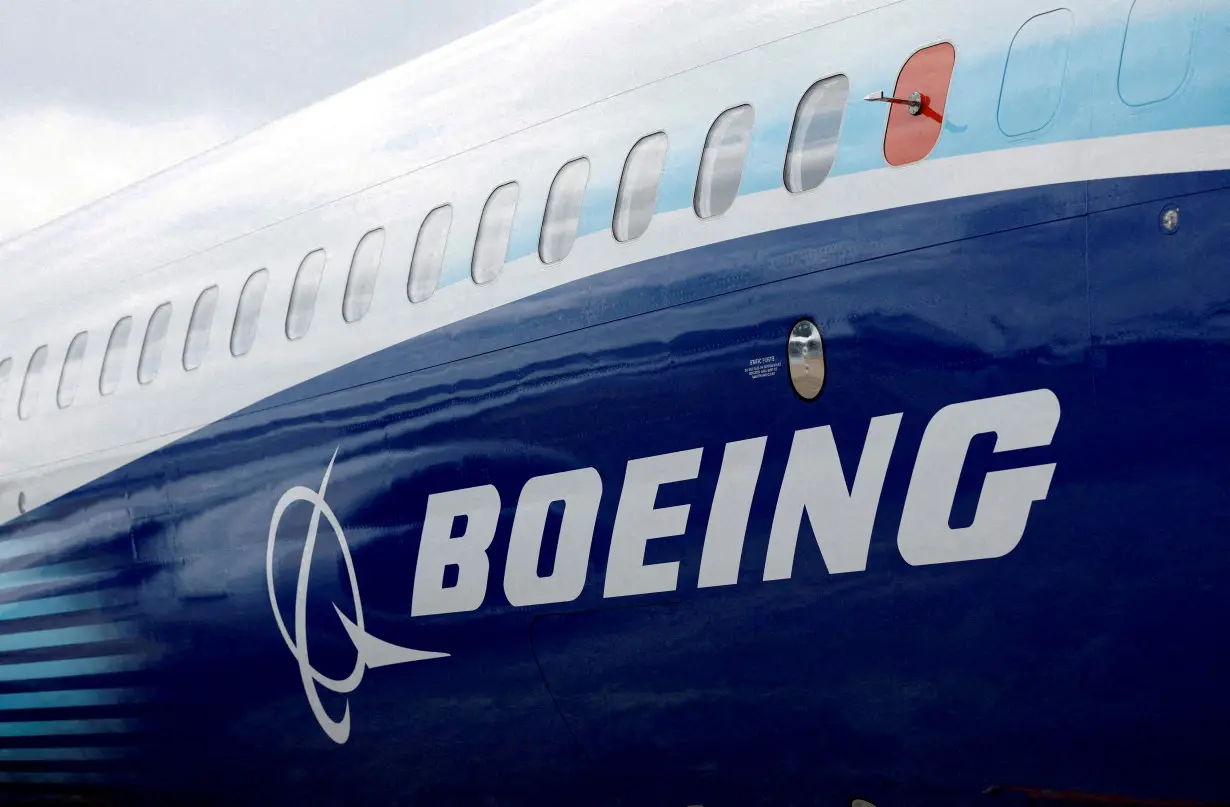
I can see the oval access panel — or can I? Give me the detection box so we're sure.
[788,319,826,400]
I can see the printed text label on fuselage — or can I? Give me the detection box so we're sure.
[409,389,1062,616]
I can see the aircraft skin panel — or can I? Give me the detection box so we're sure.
[0,171,1225,804]
[0,0,1226,803]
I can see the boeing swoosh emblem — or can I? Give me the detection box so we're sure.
[265,449,447,744]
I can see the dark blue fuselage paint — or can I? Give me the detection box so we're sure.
[2,171,1229,806]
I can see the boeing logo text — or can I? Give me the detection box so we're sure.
[408,388,1061,612]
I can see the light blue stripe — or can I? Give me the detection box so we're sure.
[0,590,130,622]
[0,771,114,784]
[0,718,133,737]
[472,0,1230,279]
[0,654,144,683]
[0,687,142,710]
[0,561,114,592]
[0,621,136,652]
[0,747,133,761]
[0,536,61,563]
[0,510,128,563]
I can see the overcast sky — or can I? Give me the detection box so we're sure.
[0,0,540,242]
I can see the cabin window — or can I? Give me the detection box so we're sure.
[183,286,219,371]
[139,303,173,385]
[695,105,755,219]
[99,317,132,396]
[540,158,591,264]
[472,182,519,285]
[785,75,849,193]
[613,132,668,242]
[286,249,326,340]
[343,228,386,323]
[0,358,11,415]
[408,205,452,303]
[18,346,48,420]
[999,10,1074,136]
[1119,0,1199,106]
[884,42,956,166]
[231,269,270,357]
[57,331,89,409]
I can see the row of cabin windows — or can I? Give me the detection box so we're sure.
[0,69,860,423]
[1,5,1193,428]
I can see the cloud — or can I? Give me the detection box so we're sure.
[0,109,235,242]
[0,0,541,241]
[0,0,542,124]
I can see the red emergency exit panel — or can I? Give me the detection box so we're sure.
[884,42,956,166]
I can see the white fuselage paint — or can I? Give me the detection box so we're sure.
[408,389,1061,617]
[897,389,1061,566]
[504,468,603,607]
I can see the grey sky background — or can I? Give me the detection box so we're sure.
[0,0,540,241]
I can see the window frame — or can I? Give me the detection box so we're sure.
[56,330,90,410]
[408,205,453,304]
[138,302,174,385]
[784,74,850,194]
[0,358,11,417]
[99,316,133,396]
[539,157,591,264]
[998,10,1074,136]
[694,104,756,220]
[183,286,220,372]
[342,228,386,324]
[231,268,270,357]
[472,182,520,286]
[18,345,49,421]
[612,131,669,243]
[286,249,327,341]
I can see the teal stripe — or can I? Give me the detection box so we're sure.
[0,561,115,592]
[0,590,130,622]
[0,654,144,683]
[0,771,113,784]
[0,622,136,652]
[0,718,133,737]
[0,687,142,710]
[0,536,62,563]
[0,747,133,761]
[0,513,127,563]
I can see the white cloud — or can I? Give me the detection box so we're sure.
[0,109,235,242]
